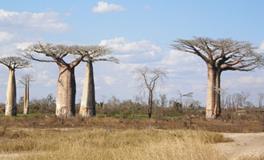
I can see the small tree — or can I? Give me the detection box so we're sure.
[0,56,30,116]
[79,46,118,117]
[172,37,261,119]
[19,74,34,114]
[25,43,101,118]
[136,67,166,118]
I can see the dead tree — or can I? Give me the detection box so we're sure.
[177,90,193,108]
[172,37,261,119]
[79,46,118,117]
[136,67,166,118]
[0,57,30,116]
[19,74,33,114]
[25,43,100,118]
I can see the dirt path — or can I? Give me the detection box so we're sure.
[216,132,264,160]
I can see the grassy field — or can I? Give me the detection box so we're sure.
[0,115,264,160]
[0,127,230,160]
[239,156,264,160]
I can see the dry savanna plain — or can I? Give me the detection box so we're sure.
[0,111,263,160]
[1,1,264,160]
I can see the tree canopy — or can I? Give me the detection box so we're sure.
[0,56,30,70]
[24,43,112,67]
[172,37,262,71]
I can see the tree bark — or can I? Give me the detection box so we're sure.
[56,66,76,118]
[5,69,17,116]
[23,80,29,115]
[206,65,216,119]
[148,90,153,118]
[79,62,96,117]
[214,70,222,117]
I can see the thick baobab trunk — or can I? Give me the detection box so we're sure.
[214,70,222,117]
[148,90,153,118]
[56,66,76,118]
[206,66,216,119]
[23,81,29,114]
[5,69,17,116]
[79,62,96,117]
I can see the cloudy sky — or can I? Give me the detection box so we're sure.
[0,0,264,105]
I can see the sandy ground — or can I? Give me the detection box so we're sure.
[216,132,264,160]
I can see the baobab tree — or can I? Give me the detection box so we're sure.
[172,37,261,119]
[0,56,30,116]
[19,74,33,114]
[136,67,166,118]
[25,43,102,117]
[79,46,118,117]
[258,93,264,108]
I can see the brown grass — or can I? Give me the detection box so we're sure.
[238,155,264,160]
[0,128,228,160]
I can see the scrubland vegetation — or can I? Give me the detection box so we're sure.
[1,94,264,133]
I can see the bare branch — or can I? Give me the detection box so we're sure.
[172,39,211,63]
[136,66,167,92]
[93,57,119,63]
[81,46,119,63]
[24,42,110,68]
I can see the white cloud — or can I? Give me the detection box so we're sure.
[99,37,161,56]
[239,76,264,84]
[259,41,264,51]
[0,31,13,42]
[15,42,33,50]
[103,76,116,85]
[161,49,204,75]
[221,74,264,93]
[33,70,56,87]
[161,49,197,65]
[256,41,264,55]
[0,9,68,32]
[92,1,125,13]
[119,63,144,72]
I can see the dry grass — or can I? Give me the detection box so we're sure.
[238,155,264,160]
[0,127,228,160]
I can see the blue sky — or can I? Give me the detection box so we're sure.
[0,0,264,105]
